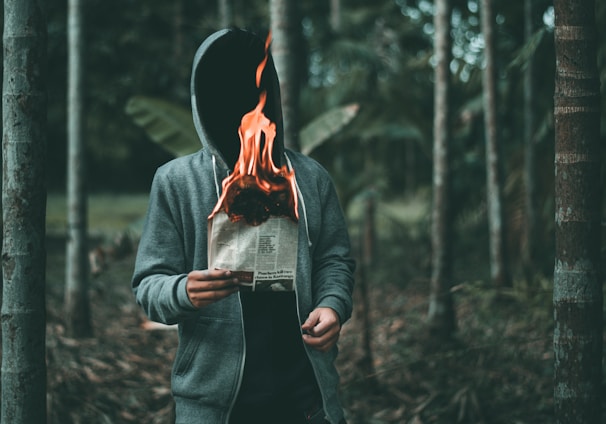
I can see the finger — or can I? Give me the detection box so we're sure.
[303,323,339,343]
[305,315,339,337]
[191,269,232,281]
[307,320,333,336]
[199,279,239,292]
[303,331,339,352]
[301,310,320,331]
[190,286,239,307]
[188,276,239,292]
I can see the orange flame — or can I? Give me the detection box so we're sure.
[209,32,298,226]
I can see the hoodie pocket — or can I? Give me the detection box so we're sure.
[174,319,207,376]
[173,315,243,378]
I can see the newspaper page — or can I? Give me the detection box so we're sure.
[208,211,298,292]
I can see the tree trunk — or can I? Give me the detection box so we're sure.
[480,0,509,288]
[405,140,416,197]
[173,0,183,65]
[522,0,538,281]
[330,0,341,33]
[1,0,48,421]
[428,0,455,338]
[553,1,603,422]
[357,191,377,385]
[270,0,302,151]
[218,0,233,29]
[66,0,93,338]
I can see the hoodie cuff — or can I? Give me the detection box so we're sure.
[316,297,348,324]
[176,276,198,311]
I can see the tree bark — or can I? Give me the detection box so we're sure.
[358,191,377,384]
[330,0,341,33]
[1,0,48,421]
[553,1,603,422]
[480,0,510,288]
[66,0,93,338]
[270,0,302,151]
[428,0,455,338]
[405,140,416,197]
[218,0,233,29]
[173,0,183,65]
[522,0,538,280]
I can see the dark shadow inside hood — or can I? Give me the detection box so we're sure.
[192,28,284,170]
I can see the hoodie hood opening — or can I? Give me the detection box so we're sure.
[191,28,284,171]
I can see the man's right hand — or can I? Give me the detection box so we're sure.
[186,269,239,308]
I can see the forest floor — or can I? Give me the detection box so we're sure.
[35,194,605,423]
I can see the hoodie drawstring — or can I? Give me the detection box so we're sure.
[212,155,221,200]
[285,153,312,248]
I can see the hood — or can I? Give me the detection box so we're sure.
[191,28,284,171]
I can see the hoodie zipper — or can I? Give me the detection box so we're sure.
[225,292,246,424]
[221,153,322,423]
[291,167,328,422]
[212,155,244,424]
[294,277,328,422]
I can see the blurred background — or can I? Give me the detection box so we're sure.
[39,0,602,273]
[3,0,605,423]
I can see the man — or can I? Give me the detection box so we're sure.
[132,28,354,424]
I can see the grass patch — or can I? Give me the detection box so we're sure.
[46,192,149,237]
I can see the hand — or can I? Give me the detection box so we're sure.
[301,307,341,352]
[186,269,239,308]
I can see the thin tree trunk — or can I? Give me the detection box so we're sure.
[405,140,416,197]
[1,0,48,421]
[522,0,538,281]
[218,0,233,29]
[428,0,455,338]
[330,0,341,33]
[358,191,377,383]
[173,0,183,64]
[66,0,93,338]
[553,0,602,422]
[172,0,188,98]
[480,0,509,288]
[270,0,302,151]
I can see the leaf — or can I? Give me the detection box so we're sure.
[379,198,428,227]
[300,103,359,155]
[126,97,359,157]
[506,27,549,72]
[359,122,424,143]
[125,96,200,157]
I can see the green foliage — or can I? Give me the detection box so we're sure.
[337,192,558,423]
[300,103,360,155]
[125,95,360,159]
[125,96,200,157]
[42,0,605,263]
[506,26,549,72]
[46,193,149,237]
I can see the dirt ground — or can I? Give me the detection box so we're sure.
[38,230,578,424]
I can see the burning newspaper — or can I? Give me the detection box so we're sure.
[207,32,298,292]
[208,212,297,292]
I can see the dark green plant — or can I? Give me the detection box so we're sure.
[125,96,359,157]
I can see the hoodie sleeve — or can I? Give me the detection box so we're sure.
[131,168,199,325]
[311,171,356,324]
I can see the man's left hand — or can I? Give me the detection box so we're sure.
[302,307,341,352]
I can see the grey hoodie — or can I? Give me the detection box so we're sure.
[132,28,355,424]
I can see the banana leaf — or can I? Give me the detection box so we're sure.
[125,96,200,157]
[126,96,359,158]
[300,103,359,155]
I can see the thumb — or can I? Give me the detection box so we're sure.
[302,309,320,331]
